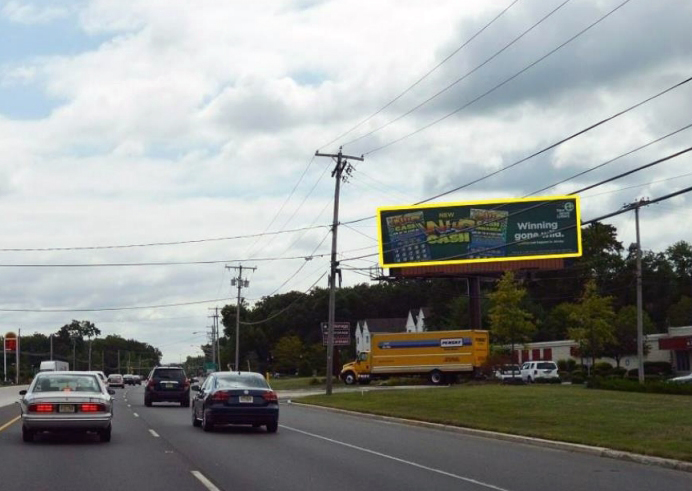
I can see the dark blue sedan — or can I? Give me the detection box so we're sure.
[191,372,279,433]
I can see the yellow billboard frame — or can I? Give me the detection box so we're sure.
[376,194,582,268]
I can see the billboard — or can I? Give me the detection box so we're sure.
[377,195,581,268]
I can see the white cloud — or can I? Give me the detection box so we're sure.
[2,1,70,25]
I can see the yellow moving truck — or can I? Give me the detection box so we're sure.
[340,330,489,385]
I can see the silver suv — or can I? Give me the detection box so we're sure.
[521,361,560,383]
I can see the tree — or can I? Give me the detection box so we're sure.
[568,280,616,367]
[272,335,304,374]
[538,302,578,341]
[488,272,536,362]
[604,305,653,367]
[667,295,692,327]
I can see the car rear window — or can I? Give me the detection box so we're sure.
[216,374,269,389]
[153,368,186,382]
[537,362,557,369]
[34,374,101,393]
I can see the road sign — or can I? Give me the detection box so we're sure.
[4,332,17,351]
[321,322,351,346]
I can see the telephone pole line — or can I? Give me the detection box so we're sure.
[226,265,256,372]
[208,307,221,370]
[315,147,364,395]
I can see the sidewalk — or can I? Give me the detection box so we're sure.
[0,385,29,408]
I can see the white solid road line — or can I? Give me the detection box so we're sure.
[191,471,221,491]
[149,429,160,438]
[282,425,512,491]
[133,413,139,418]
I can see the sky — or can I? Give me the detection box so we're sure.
[1,0,691,364]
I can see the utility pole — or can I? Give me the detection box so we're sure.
[117,349,121,374]
[624,198,650,384]
[226,265,256,372]
[315,147,364,395]
[208,307,221,370]
[88,336,92,371]
[50,334,53,361]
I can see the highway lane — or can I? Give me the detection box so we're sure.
[0,387,212,491]
[125,386,692,491]
[1,384,691,491]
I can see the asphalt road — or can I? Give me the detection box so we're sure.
[0,386,690,491]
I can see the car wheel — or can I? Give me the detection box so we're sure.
[342,372,356,385]
[429,370,445,385]
[266,420,278,433]
[202,411,213,432]
[527,376,533,384]
[99,425,112,443]
[22,425,34,443]
[192,408,202,427]
[181,398,190,408]
[145,397,152,407]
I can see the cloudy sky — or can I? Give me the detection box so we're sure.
[1,0,691,363]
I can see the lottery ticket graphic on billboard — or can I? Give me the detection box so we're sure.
[377,195,581,268]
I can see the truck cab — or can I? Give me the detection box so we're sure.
[340,352,370,385]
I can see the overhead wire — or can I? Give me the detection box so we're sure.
[361,0,634,156]
[319,0,522,151]
[343,0,573,147]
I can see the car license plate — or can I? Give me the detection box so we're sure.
[239,395,253,403]
[59,404,76,413]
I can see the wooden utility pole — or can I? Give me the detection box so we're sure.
[315,147,364,395]
[226,265,256,371]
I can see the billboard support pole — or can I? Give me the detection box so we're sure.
[3,336,6,383]
[469,277,482,330]
[316,148,364,396]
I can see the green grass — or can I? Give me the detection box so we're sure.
[301,384,692,462]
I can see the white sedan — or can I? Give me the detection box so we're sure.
[19,371,115,443]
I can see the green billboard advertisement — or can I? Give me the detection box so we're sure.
[377,195,582,268]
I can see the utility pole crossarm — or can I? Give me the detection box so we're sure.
[225,265,257,372]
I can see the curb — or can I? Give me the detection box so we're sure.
[289,402,692,474]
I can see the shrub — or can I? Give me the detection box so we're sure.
[557,359,577,371]
[611,367,627,378]
[644,361,673,376]
[571,375,585,385]
[558,370,571,381]
[535,377,561,384]
[587,377,692,395]
[593,362,613,376]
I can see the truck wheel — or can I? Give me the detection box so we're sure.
[343,372,356,385]
[429,370,445,385]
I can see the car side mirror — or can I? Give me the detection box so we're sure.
[108,389,116,395]
[19,390,27,395]
[191,384,200,392]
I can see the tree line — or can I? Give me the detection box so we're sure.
[198,223,692,376]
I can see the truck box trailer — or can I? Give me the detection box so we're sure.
[39,360,69,372]
[340,330,489,385]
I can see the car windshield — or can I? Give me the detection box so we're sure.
[537,362,557,369]
[153,369,186,382]
[109,375,122,380]
[33,374,101,393]
[215,374,269,389]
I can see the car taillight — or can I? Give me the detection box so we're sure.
[79,403,105,412]
[147,379,156,388]
[211,391,230,402]
[29,403,54,413]
[183,379,190,389]
[262,391,278,403]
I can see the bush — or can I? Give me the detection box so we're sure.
[644,361,673,376]
[587,377,692,395]
[571,375,585,385]
[557,359,577,371]
[593,362,613,376]
[535,377,561,384]
[611,367,627,378]
[558,370,571,381]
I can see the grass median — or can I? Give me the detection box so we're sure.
[300,384,692,462]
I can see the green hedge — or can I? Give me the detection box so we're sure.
[587,376,692,395]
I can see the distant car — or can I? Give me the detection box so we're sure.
[667,373,692,384]
[123,374,135,385]
[133,375,141,385]
[191,372,279,433]
[19,371,115,442]
[107,374,125,389]
[145,366,190,407]
[521,361,560,383]
[494,365,522,383]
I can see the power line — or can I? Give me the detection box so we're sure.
[343,0,572,147]
[320,0,522,150]
[0,223,330,253]
[362,0,634,156]
[0,297,232,313]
